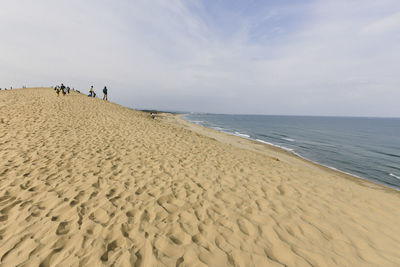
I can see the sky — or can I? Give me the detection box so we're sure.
[0,0,399,117]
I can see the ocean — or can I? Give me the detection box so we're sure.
[182,114,400,190]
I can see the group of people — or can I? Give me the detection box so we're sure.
[88,86,108,100]
[54,83,108,101]
[54,83,71,96]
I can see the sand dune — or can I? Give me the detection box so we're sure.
[0,88,399,266]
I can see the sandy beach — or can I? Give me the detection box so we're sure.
[1,88,400,266]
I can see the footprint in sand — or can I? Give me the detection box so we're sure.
[89,208,110,226]
[69,190,85,207]
[0,214,8,222]
[19,181,32,190]
[135,186,146,195]
[100,240,119,262]
[56,221,71,235]
[89,190,99,199]
[106,188,116,198]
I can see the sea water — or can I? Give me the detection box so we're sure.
[182,114,400,190]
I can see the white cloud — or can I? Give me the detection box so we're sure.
[0,0,399,116]
[362,12,400,35]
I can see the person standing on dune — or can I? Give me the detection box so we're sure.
[89,86,94,97]
[103,86,108,101]
[60,83,66,96]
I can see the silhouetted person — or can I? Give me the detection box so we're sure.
[60,83,66,96]
[89,86,94,97]
[103,86,108,100]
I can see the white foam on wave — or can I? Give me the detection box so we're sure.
[283,138,295,142]
[255,139,293,152]
[256,139,275,146]
[259,140,365,180]
[281,146,294,152]
[234,131,250,138]
[390,173,400,180]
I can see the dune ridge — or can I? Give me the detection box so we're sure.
[0,88,399,266]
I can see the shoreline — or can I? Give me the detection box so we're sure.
[168,113,400,194]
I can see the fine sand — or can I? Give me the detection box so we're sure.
[0,88,400,266]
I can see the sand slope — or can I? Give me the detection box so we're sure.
[0,88,399,266]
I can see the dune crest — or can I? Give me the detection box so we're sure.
[0,88,399,266]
